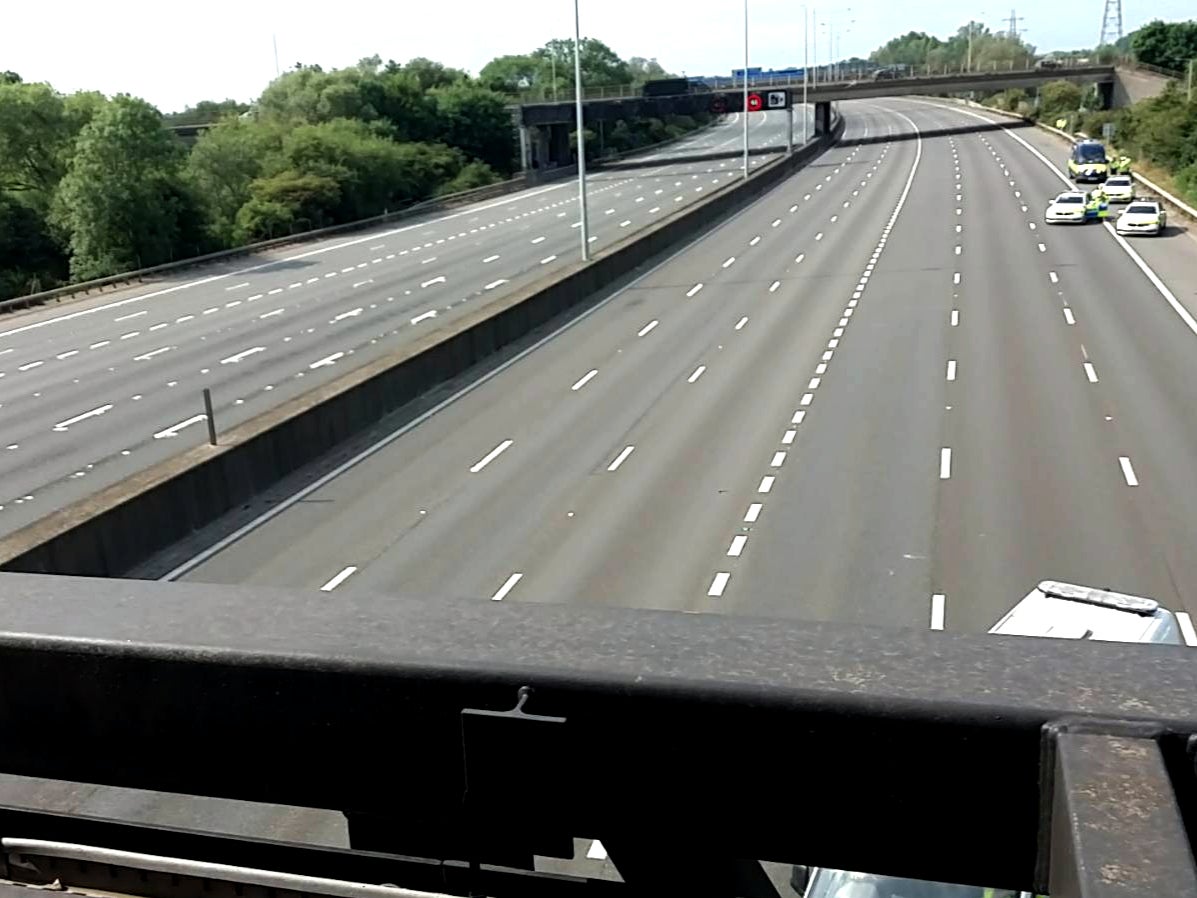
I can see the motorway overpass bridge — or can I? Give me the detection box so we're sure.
[518,65,1116,171]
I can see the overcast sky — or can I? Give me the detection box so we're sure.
[5,0,1193,112]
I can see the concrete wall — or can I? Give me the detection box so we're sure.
[0,120,845,579]
[1112,67,1174,108]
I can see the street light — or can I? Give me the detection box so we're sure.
[573,0,590,261]
[966,12,987,72]
[802,3,809,144]
[742,0,749,180]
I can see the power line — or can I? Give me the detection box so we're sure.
[1004,9,1026,39]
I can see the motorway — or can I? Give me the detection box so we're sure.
[0,108,798,535]
[8,97,1197,886]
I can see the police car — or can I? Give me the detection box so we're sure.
[1067,139,1109,182]
[1100,175,1135,203]
[1115,199,1167,237]
[1044,190,1106,224]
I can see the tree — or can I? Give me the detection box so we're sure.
[52,95,204,279]
[1131,19,1197,72]
[186,118,280,244]
[401,57,468,92]
[536,38,631,87]
[0,82,72,194]
[870,31,944,67]
[236,170,341,239]
[478,54,543,92]
[431,83,516,174]
[1,71,20,84]
[0,193,66,299]
[1039,81,1083,120]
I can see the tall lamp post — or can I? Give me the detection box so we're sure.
[802,4,809,143]
[742,0,750,180]
[573,0,590,261]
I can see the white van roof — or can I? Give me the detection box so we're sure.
[988,580,1183,645]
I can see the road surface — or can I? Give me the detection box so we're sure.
[9,98,1197,889]
[0,109,798,535]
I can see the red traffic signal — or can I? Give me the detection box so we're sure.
[747,93,763,112]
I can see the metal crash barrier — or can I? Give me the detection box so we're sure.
[0,572,1194,898]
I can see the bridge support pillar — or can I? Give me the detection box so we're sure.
[787,106,794,153]
[518,125,532,175]
[814,100,832,136]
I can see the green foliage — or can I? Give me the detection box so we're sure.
[51,95,206,279]
[1039,81,1083,120]
[431,84,516,174]
[871,25,1034,71]
[438,161,500,195]
[871,31,944,66]
[0,192,65,296]
[235,170,341,239]
[1130,19,1197,73]
[0,82,74,194]
[185,118,280,244]
[1,71,20,84]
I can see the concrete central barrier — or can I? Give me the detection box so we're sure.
[0,117,845,579]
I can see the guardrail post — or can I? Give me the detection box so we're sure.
[203,388,217,446]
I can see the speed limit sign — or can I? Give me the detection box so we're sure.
[766,90,788,108]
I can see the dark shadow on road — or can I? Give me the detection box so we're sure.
[836,119,1034,147]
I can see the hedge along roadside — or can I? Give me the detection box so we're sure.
[0,118,844,578]
[0,113,730,316]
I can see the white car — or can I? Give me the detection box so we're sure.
[1116,200,1167,236]
[1101,175,1135,203]
[1045,191,1088,224]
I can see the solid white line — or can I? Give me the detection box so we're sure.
[951,310,960,326]
[638,320,659,337]
[115,310,147,322]
[728,535,747,557]
[491,573,523,602]
[722,256,736,268]
[153,414,207,440]
[688,365,706,383]
[758,476,775,493]
[485,279,508,290]
[1119,456,1138,486]
[220,346,265,365]
[946,360,957,381]
[708,572,731,597]
[687,283,704,297]
[1063,308,1075,325]
[940,447,952,480]
[930,594,946,631]
[421,276,446,288]
[571,369,598,391]
[470,439,513,473]
[320,566,358,592]
[53,404,113,431]
[133,346,172,361]
[745,503,763,523]
[309,351,344,369]
[1177,612,1197,647]
[1084,362,1098,383]
[608,445,635,471]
